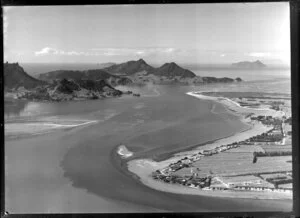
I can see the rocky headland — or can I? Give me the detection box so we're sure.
[4,62,134,102]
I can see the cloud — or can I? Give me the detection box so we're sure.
[136,51,145,55]
[35,47,57,55]
[3,13,9,47]
[35,47,86,56]
[89,47,179,56]
[34,47,181,57]
[246,52,271,57]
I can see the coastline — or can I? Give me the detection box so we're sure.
[126,91,291,200]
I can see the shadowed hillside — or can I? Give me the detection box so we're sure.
[4,62,47,90]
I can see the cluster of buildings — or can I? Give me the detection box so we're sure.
[152,171,211,189]
[233,186,292,193]
[251,115,282,126]
[270,101,285,111]
[152,141,246,189]
[200,173,293,193]
[151,113,293,194]
[249,116,285,144]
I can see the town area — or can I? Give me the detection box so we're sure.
[152,94,293,195]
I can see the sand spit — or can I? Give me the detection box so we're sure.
[187,91,285,117]
[117,145,133,159]
[127,91,291,200]
[5,119,98,138]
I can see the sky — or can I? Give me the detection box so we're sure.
[3,3,290,66]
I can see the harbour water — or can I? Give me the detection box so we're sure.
[5,77,292,212]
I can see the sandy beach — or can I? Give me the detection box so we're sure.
[127,91,291,200]
[187,91,285,118]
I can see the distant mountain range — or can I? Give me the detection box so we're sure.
[4,59,242,101]
[103,59,241,85]
[96,62,116,69]
[36,59,242,86]
[232,60,267,68]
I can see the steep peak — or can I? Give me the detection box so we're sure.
[104,58,153,75]
[155,61,196,78]
[137,58,147,64]
[161,62,178,68]
[4,62,47,89]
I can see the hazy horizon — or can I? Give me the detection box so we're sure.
[6,59,291,67]
[4,3,290,67]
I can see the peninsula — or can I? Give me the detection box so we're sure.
[125,91,292,199]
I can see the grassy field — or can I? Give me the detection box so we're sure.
[201,92,291,99]
[278,183,293,189]
[224,145,265,153]
[260,145,292,153]
[173,153,292,177]
[260,173,292,180]
[283,124,292,132]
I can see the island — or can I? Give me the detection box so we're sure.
[232,60,267,68]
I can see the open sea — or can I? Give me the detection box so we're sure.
[5,65,292,213]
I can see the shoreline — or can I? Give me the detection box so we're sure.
[126,91,291,200]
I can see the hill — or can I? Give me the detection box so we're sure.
[38,69,132,86]
[153,62,196,78]
[16,78,125,102]
[104,59,154,75]
[232,60,267,68]
[4,62,47,90]
[96,62,116,69]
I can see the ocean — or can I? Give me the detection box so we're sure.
[4,66,292,213]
